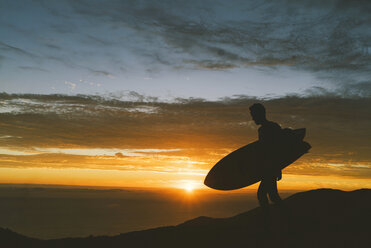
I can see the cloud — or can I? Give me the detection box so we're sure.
[64,81,76,90]
[84,34,113,46]
[2,0,370,94]
[64,0,371,83]
[0,92,370,180]
[43,43,63,50]
[0,41,40,60]
[184,60,238,70]
[18,66,49,72]
[107,91,160,102]
[88,69,115,78]
[115,152,127,158]
[1,1,369,184]
[0,147,181,157]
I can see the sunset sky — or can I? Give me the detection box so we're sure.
[1,0,370,191]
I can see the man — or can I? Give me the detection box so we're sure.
[249,103,283,209]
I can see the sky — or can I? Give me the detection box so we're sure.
[0,0,370,191]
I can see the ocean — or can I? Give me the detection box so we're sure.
[0,184,295,239]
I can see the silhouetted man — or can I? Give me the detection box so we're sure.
[249,103,282,210]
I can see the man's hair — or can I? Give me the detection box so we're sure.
[249,103,266,115]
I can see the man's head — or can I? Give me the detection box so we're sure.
[249,103,266,125]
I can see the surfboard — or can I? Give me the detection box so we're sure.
[204,128,311,190]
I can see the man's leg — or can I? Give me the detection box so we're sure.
[257,180,269,208]
[268,177,282,204]
[266,176,291,243]
[257,179,271,233]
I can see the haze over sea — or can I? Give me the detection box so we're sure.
[0,184,290,239]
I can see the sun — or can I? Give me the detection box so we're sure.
[181,181,196,193]
[184,183,195,193]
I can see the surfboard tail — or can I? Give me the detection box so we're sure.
[303,141,312,153]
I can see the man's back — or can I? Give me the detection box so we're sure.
[258,121,282,145]
[258,121,283,176]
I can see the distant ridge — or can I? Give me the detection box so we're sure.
[1,189,370,248]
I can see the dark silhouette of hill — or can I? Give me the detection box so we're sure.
[1,189,370,248]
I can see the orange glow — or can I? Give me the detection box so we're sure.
[0,146,370,191]
[1,94,370,193]
[0,165,370,192]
